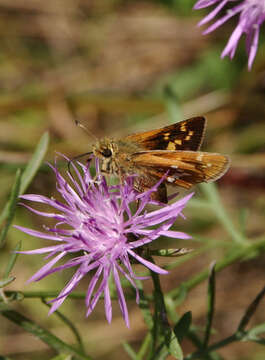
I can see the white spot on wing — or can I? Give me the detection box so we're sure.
[167,176,175,183]
[171,165,178,169]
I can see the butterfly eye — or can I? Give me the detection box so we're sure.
[101,148,112,158]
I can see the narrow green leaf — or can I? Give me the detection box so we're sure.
[168,331,183,360]
[174,312,192,343]
[187,198,211,210]
[122,342,138,360]
[203,262,216,348]
[154,332,183,360]
[238,285,265,331]
[151,342,168,360]
[174,284,188,306]
[0,309,91,360]
[238,208,249,236]
[4,241,22,278]
[42,299,85,353]
[200,183,247,245]
[0,169,22,248]
[20,132,49,195]
[0,132,49,227]
[247,323,265,338]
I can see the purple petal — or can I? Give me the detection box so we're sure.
[135,229,191,240]
[34,256,89,279]
[194,0,221,9]
[104,282,112,323]
[49,270,85,314]
[19,203,64,220]
[198,0,228,26]
[86,266,110,317]
[27,252,66,283]
[17,245,64,255]
[145,192,193,220]
[20,194,71,213]
[14,226,62,241]
[221,22,244,59]
[203,4,244,34]
[127,249,168,275]
[247,27,259,70]
[120,255,149,281]
[117,260,140,302]
[85,266,103,307]
[58,153,87,195]
[113,265,130,328]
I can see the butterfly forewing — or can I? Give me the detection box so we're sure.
[125,117,206,151]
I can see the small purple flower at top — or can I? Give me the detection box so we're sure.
[194,0,265,69]
[15,156,192,327]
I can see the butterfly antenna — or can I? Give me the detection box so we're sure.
[74,119,98,142]
[68,151,93,179]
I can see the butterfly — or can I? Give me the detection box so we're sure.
[77,117,230,203]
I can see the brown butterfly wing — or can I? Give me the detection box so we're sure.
[125,117,206,151]
[134,176,168,203]
[132,150,230,189]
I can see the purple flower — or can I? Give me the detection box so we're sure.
[15,157,192,327]
[194,0,265,69]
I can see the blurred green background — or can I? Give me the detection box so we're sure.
[0,0,265,359]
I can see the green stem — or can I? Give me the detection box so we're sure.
[137,333,152,360]
[168,237,265,300]
[4,290,142,300]
[203,263,216,349]
[123,342,138,360]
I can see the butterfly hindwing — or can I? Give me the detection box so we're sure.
[132,150,230,189]
[134,176,168,203]
[125,117,206,151]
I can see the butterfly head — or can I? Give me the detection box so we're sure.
[92,138,119,174]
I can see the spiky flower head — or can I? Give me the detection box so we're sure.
[16,157,192,327]
[194,0,265,69]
